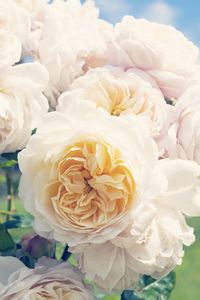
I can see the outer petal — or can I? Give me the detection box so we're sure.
[108,16,198,98]
[0,30,21,69]
[157,159,200,216]
[71,242,139,292]
[0,62,49,154]
[0,257,25,286]
[147,70,189,98]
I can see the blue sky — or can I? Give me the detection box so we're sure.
[93,0,200,46]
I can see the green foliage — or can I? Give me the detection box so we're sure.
[171,217,200,300]
[140,273,176,300]
[68,254,78,266]
[0,159,17,169]
[0,175,5,183]
[0,228,15,252]
[1,214,32,229]
[1,152,18,162]
[121,291,141,299]
[103,296,120,300]
[9,227,33,243]
[56,243,65,260]
[121,273,175,300]
[32,128,37,135]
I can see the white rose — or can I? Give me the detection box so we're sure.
[19,98,158,246]
[32,0,113,107]
[57,67,169,142]
[107,16,199,99]
[0,257,93,300]
[166,84,200,164]
[13,0,47,57]
[0,62,49,154]
[71,159,200,292]
[13,0,46,14]
[0,0,30,44]
[0,30,21,69]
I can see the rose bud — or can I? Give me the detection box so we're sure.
[21,233,56,259]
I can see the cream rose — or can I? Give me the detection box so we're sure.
[71,159,200,292]
[0,62,49,154]
[14,0,46,14]
[165,84,200,164]
[107,16,199,99]
[0,0,30,44]
[0,30,21,69]
[0,257,93,300]
[57,67,169,141]
[13,0,47,57]
[19,99,158,246]
[31,0,113,107]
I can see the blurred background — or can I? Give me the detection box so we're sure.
[94,1,200,299]
[94,0,200,47]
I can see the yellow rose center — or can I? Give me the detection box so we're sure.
[48,137,135,229]
[84,77,152,117]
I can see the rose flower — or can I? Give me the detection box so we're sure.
[0,257,93,300]
[57,67,169,142]
[19,99,157,246]
[107,16,199,99]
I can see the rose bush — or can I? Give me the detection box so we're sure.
[0,0,200,298]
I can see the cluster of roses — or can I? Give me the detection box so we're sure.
[1,0,200,299]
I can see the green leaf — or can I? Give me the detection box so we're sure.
[121,291,142,300]
[68,254,78,267]
[32,128,37,135]
[9,227,33,243]
[0,215,33,230]
[142,275,156,287]
[0,175,5,183]
[103,296,120,300]
[56,243,65,260]
[0,228,15,251]
[0,159,17,169]
[1,152,18,161]
[121,273,176,300]
[0,220,20,229]
[140,272,176,300]
[12,214,33,228]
